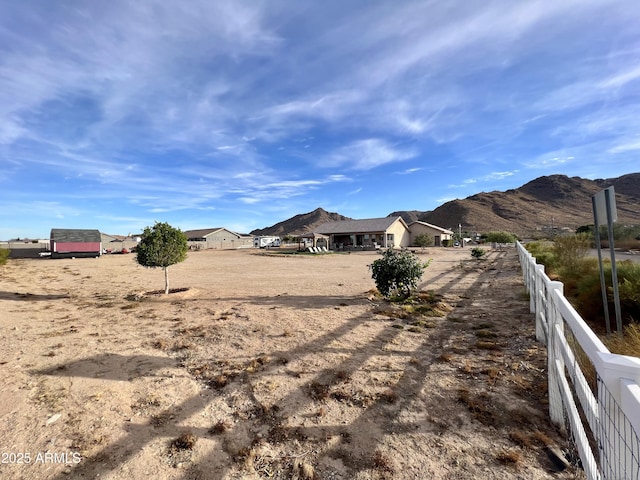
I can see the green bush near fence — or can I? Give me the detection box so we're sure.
[526,237,640,335]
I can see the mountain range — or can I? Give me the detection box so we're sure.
[250,174,640,238]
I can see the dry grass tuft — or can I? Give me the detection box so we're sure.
[460,362,473,374]
[605,323,640,358]
[532,430,553,446]
[475,329,498,338]
[475,340,502,350]
[208,420,231,435]
[171,431,197,450]
[438,353,454,362]
[308,381,331,401]
[509,430,533,449]
[380,388,398,404]
[151,338,170,350]
[481,367,501,381]
[372,450,394,473]
[210,374,230,389]
[495,448,523,468]
[447,316,466,323]
[457,388,494,424]
[294,459,316,479]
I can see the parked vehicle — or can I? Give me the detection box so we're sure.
[253,236,281,248]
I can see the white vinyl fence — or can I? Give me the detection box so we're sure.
[517,241,640,479]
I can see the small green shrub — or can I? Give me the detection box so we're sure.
[525,241,557,274]
[574,260,640,330]
[370,249,430,300]
[552,234,590,278]
[414,234,433,249]
[0,248,9,266]
[470,247,486,260]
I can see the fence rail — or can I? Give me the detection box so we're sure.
[516,241,640,479]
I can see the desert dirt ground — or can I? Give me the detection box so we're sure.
[0,246,581,480]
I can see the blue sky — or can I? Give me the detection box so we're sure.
[1,1,639,239]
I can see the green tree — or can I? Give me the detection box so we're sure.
[370,249,430,299]
[414,234,433,250]
[484,231,517,244]
[136,222,188,294]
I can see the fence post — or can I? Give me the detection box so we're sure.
[596,352,640,480]
[529,259,537,314]
[547,281,565,427]
[534,264,545,341]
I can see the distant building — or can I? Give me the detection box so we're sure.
[183,228,253,250]
[50,229,102,258]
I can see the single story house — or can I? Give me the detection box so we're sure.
[183,228,253,250]
[408,221,454,247]
[50,228,102,258]
[315,217,411,250]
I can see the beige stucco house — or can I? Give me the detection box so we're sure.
[314,217,411,250]
[183,228,253,250]
[408,221,454,247]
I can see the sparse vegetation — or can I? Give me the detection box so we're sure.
[369,249,431,299]
[526,237,640,356]
[2,241,571,479]
[471,247,486,260]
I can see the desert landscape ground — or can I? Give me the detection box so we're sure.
[0,247,581,479]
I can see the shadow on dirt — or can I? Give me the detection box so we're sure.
[34,353,179,381]
[42,249,564,480]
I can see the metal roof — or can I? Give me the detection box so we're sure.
[315,217,406,234]
[50,229,101,243]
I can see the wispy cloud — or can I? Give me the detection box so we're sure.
[1,1,638,238]
[449,171,517,188]
[525,156,575,169]
[324,139,417,170]
[394,167,424,175]
[609,140,640,154]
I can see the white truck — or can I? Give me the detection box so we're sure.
[253,236,281,248]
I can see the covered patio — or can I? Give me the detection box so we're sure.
[298,232,330,251]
